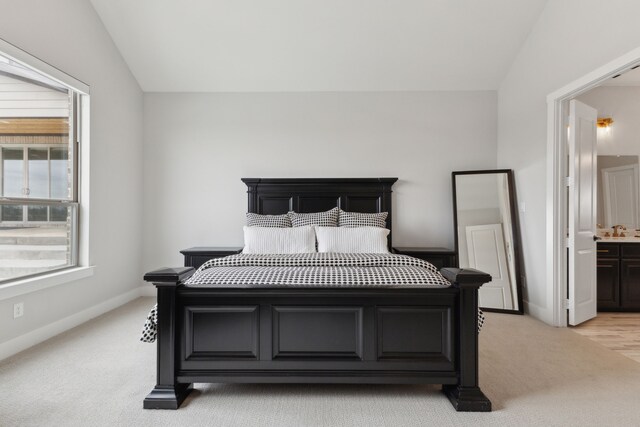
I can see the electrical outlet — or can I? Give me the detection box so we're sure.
[13,302,24,319]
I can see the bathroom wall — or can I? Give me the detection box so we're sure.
[577,86,640,157]
[577,86,640,229]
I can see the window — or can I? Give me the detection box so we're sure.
[0,52,84,283]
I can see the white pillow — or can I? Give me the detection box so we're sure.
[315,226,390,253]
[242,226,316,254]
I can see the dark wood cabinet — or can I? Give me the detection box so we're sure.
[597,242,640,311]
[392,247,457,269]
[180,247,243,269]
[597,258,619,309]
[621,259,640,309]
[597,243,619,258]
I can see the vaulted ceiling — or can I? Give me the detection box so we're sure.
[90,0,548,92]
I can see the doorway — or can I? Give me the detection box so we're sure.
[548,47,640,327]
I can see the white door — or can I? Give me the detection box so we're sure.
[568,100,598,325]
[465,224,514,310]
[602,164,639,229]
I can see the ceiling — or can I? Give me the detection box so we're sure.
[89,0,548,92]
[603,66,640,86]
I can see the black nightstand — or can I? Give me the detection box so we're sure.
[180,247,243,269]
[392,247,457,269]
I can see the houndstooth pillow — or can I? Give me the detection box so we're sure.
[288,207,339,227]
[338,209,388,228]
[246,213,292,227]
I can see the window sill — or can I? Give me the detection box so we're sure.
[0,266,95,302]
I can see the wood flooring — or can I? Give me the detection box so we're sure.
[572,312,640,363]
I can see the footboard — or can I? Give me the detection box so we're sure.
[179,288,457,380]
[142,267,491,412]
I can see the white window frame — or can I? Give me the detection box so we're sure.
[0,37,92,298]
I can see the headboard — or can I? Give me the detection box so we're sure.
[241,178,398,247]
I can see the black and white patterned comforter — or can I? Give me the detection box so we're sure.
[140,253,484,343]
[185,253,451,288]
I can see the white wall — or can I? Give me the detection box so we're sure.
[497,0,640,323]
[143,91,497,270]
[0,0,143,345]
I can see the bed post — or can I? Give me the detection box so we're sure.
[440,268,492,412]
[143,267,195,409]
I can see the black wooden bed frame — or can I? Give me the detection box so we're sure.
[143,178,492,412]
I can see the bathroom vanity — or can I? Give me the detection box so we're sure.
[597,240,640,311]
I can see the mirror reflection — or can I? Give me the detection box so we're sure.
[597,155,639,232]
[453,170,523,313]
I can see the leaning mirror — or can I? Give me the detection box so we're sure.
[452,169,524,314]
[597,155,639,230]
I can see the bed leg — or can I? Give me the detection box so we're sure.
[442,385,491,412]
[440,268,492,412]
[144,383,193,410]
[143,268,195,409]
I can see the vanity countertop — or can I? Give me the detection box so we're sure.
[597,228,640,242]
[599,236,640,243]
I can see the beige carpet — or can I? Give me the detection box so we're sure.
[1,298,639,426]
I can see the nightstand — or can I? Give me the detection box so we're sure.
[392,247,457,269]
[180,247,243,269]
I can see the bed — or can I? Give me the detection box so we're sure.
[142,178,492,412]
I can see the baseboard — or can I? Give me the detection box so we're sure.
[0,286,144,362]
[524,300,555,326]
[139,285,156,297]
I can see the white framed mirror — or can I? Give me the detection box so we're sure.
[597,155,639,231]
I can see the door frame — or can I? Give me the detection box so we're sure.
[547,47,640,327]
